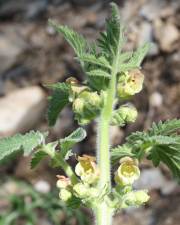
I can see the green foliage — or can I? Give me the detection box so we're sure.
[97,3,124,58]
[86,69,111,78]
[47,82,70,126]
[111,144,136,164]
[0,180,89,225]
[60,128,86,158]
[31,150,48,169]
[0,131,45,162]
[79,54,111,69]
[49,20,88,60]
[118,43,150,72]
[111,119,180,181]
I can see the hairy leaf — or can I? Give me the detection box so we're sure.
[0,131,45,162]
[87,69,110,78]
[111,144,136,164]
[47,82,70,126]
[49,20,87,59]
[147,145,180,181]
[60,128,86,158]
[97,3,125,58]
[79,54,111,69]
[127,119,180,180]
[31,150,48,169]
[118,43,150,72]
[149,119,180,136]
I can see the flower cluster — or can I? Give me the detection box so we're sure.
[111,104,138,126]
[113,157,149,209]
[66,77,103,125]
[57,155,100,207]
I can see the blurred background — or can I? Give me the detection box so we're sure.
[0,0,179,224]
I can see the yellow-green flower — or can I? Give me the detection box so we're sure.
[75,155,100,184]
[115,157,140,186]
[117,69,144,99]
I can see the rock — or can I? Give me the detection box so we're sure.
[137,22,159,56]
[139,0,167,21]
[154,20,179,52]
[0,26,27,74]
[110,126,123,146]
[138,22,153,44]
[0,86,46,137]
[33,180,51,193]
[0,0,48,20]
[134,168,177,195]
[149,92,163,108]
[166,52,180,83]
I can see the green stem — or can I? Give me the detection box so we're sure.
[57,156,79,185]
[96,55,119,225]
[43,146,79,185]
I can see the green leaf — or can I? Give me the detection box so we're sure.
[149,119,180,136]
[78,54,111,69]
[0,131,45,162]
[118,43,150,72]
[49,20,88,58]
[60,128,86,158]
[119,51,133,64]
[31,150,48,169]
[47,82,70,126]
[97,3,125,58]
[111,144,136,164]
[148,145,180,181]
[87,69,110,78]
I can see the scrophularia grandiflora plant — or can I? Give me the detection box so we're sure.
[0,3,180,225]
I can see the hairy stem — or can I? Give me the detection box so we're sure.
[43,146,79,185]
[96,54,119,225]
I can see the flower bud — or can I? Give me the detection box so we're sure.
[59,189,72,202]
[73,183,89,198]
[75,155,100,185]
[134,190,150,205]
[72,91,103,125]
[117,69,144,99]
[66,77,89,102]
[115,157,140,186]
[56,175,71,189]
[122,190,150,208]
[111,104,137,126]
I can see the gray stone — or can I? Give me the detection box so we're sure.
[0,86,46,137]
[154,20,179,52]
[134,168,177,194]
[0,26,27,74]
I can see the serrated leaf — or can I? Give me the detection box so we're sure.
[111,144,136,164]
[0,131,45,162]
[87,69,110,78]
[149,119,180,136]
[118,43,150,72]
[123,119,180,181]
[47,82,70,126]
[31,150,48,169]
[60,128,86,158]
[79,54,111,69]
[97,3,125,58]
[119,51,133,64]
[49,20,87,59]
[148,145,180,181]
